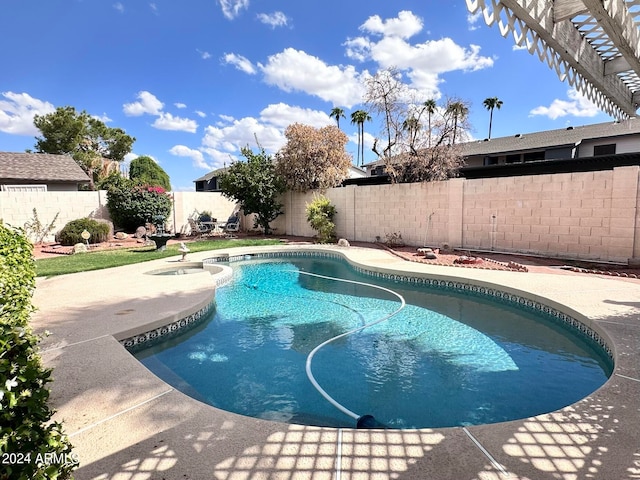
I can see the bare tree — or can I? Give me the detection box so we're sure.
[385,97,471,183]
[275,123,352,192]
[364,67,407,162]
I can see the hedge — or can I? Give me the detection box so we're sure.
[0,223,76,479]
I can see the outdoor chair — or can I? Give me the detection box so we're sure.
[188,217,213,238]
[222,215,240,238]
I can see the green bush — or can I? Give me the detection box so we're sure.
[57,218,110,246]
[306,194,337,243]
[129,156,171,191]
[0,223,76,479]
[106,185,172,232]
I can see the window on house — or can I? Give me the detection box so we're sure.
[484,156,498,165]
[523,151,545,162]
[593,144,616,156]
[506,154,521,164]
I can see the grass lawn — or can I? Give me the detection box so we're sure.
[35,238,283,277]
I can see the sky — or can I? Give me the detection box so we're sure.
[0,0,614,191]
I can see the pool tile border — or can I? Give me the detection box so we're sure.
[123,250,613,362]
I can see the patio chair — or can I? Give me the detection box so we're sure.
[188,217,212,238]
[223,215,240,238]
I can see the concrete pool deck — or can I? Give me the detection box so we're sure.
[32,245,640,480]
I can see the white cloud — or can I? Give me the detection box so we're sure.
[174,102,187,109]
[360,10,423,39]
[123,91,164,116]
[344,11,493,97]
[152,112,198,133]
[467,11,482,31]
[257,11,289,28]
[197,49,212,60]
[195,110,207,118]
[92,113,113,123]
[0,91,55,136]
[169,145,213,170]
[218,0,249,20]
[223,53,257,75]
[195,102,336,168]
[259,103,332,129]
[149,3,158,15]
[113,2,124,13]
[529,88,601,120]
[259,48,367,108]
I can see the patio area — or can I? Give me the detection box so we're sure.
[32,244,640,480]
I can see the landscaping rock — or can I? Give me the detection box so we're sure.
[114,231,128,240]
[338,238,350,247]
[72,243,88,254]
[134,226,147,238]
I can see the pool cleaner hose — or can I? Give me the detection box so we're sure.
[296,271,406,429]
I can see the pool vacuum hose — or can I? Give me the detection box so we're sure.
[296,270,406,429]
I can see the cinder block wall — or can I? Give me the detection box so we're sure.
[281,166,640,263]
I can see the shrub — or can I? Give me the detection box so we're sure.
[106,185,172,232]
[129,155,171,191]
[57,218,110,246]
[306,195,337,243]
[0,223,76,479]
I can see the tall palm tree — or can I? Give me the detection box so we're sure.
[350,109,372,166]
[446,101,469,145]
[402,115,421,151]
[423,99,437,148]
[329,107,346,129]
[483,97,503,139]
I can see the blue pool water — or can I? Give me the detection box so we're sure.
[134,256,613,429]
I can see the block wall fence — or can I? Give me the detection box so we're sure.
[1,166,639,263]
[272,165,640,264]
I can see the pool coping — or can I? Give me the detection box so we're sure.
[32,244,640,480]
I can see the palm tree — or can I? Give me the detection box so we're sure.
[350,110,372,166]
[423,99,437,148]
[483,97,503,139]
[446,101,469,145]
[402,115,421,151]
[329,107,346,129]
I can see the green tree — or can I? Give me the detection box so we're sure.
[218,147,285,234]
[33,106,135,190]
[129,155,171,191]
[329,107,346,129]
[350,110,372,167]
[276,123,352,191]
[483,96,503,139]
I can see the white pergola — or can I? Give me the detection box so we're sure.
[466,0,640,119]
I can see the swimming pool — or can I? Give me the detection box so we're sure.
[133,254,613,429]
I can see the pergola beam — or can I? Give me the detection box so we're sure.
[581,0,640,80]
[466,0,638,118]
[553,0,588,22]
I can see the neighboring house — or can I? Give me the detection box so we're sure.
[0,152,90,191]
[361,118,640,181]
[194,167,227,192]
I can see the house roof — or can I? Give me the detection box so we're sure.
[0,152,90,183]
[460,118,640,157]
[193,167,228,183]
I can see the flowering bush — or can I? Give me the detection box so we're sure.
[106,184,172,232]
